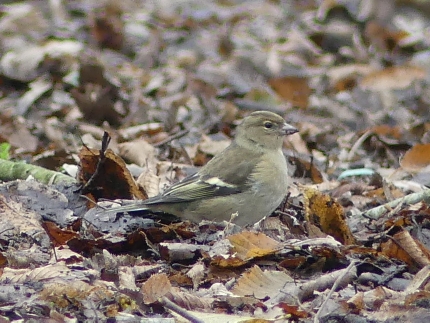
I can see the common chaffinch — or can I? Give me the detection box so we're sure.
[104,111,298,226]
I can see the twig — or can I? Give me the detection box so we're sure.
[314,261,358,323]
[347,130,372,161]
[139,231,160,257]
[80,131,111,195]
[362,189,430,220]
[79,194,99,207]
[159,296,205,323]
[153,129,189,147]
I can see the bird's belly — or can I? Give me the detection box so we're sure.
[190,184,287,226]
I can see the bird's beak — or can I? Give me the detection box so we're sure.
[281,123,299,136]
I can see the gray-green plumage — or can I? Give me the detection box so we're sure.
[102,111,298,226]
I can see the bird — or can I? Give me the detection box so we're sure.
[103,111,298,226]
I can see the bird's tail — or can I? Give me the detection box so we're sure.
[100,201,151,214]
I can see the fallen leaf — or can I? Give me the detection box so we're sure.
[141,273,172,304]
[303,187,356,245]
[400,143,430,172]
[268,76,311,109]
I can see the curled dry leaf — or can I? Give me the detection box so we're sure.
[78,146,146,202]
[380,229,430,270]
[136,169,160,198]
[405,265,430,294]
[303,187,356,245]
[186,262,205,289]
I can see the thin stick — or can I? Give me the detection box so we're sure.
[314,261,358,323]
[154,129,189,147]
[159,296,205,323]
[81,131,111,195]
[347,130,372,161]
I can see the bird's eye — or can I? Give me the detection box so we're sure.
[264,121,273,129]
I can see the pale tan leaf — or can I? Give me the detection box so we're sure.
[141,273,172,304]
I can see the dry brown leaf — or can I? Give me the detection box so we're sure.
[167,288,213,311]
[0,252,7,268]
[136,169,160,198]
[288,156,324,184]
[42,221,79,247]
[210,232,281,267]
[71,59,121,126]
[360,286,404,311]
[49,247,83,265]
[78,146,147,202]
[405,265,430,294]
[400,143,430,172]
[141,273,172,304]
[118,266,138,291]
[187,262,205,289]
[231,265,293,300]
[365,21,409,51]
[381,230,430,269]
[360,65,426,91]
[303,187,356,245]
[327,64,375,92]
[405,290,430,307]
[371,125,403,140]
[268,76,311,109]
[89,2,124,50]
[277,303,309,319]
[117,123,164,140]
[40,280,113,309]
[228,231,281,260]
[0,263,71,284]
[0,118,39,153]
[118,139,158,168]
[347,291,365,313]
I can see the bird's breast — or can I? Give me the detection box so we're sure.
[249,152,289,200]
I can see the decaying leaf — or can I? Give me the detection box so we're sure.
[303,187,356,245]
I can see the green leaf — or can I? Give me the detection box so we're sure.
[0,143,10,160]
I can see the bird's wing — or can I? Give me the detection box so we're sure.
[144,146,258,204]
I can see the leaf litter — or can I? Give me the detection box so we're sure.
[2,0,430,322]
